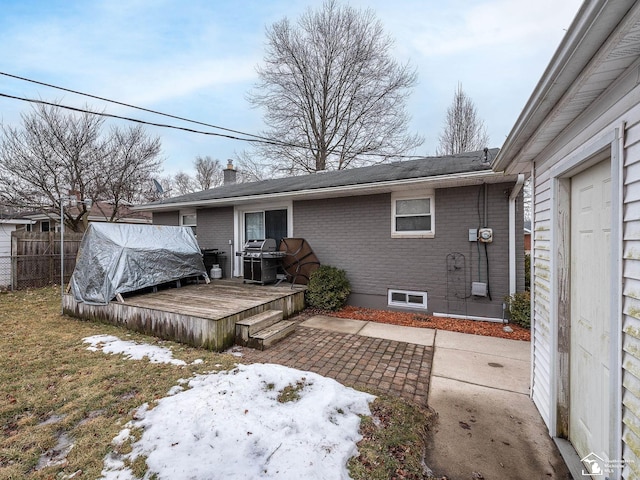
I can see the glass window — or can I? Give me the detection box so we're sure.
[181,214,196,226]
[245,212,264,240]
[265,209,287,246]
[388,289,428,309]
[244,209,288,244]
[392,193,434,237]
[396,198,430,215]
[181,212,197,236]
[41,221,50,232]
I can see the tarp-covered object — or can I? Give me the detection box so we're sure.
[70,223,207,305]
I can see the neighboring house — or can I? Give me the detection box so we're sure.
[17,201,152,233]
[136,150,525,320]
[0,215,34,287]
[524,220,531,255]
[493,1,640,476]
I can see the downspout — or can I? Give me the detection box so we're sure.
[509,174,526,295]
[612,122,625,473]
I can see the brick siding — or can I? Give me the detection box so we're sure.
[293,183,522,318]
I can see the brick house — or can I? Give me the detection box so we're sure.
[136,149,525,320]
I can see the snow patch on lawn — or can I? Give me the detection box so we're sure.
[82,334,375,479]
[99,363,374,480]
[83,335,188,366]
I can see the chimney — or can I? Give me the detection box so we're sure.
[224,159,237,185]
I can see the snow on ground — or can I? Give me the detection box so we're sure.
[83,335,190,366]
[84,335,375,480]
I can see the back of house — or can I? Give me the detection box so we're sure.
[136,150,525,321]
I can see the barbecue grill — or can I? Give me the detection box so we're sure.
[239,239,286,284]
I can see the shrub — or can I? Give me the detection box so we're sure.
[524,253,531,291]
[506,291,531,329]
[305,265,351,311]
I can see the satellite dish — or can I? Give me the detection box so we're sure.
[152,179,164,194]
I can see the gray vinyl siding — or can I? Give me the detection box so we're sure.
[293,182,521,318]
[623,117,640,476]
[152,211,179,226]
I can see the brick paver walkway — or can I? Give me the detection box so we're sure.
[233,325,433,406]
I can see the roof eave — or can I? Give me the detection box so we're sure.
[136,170,515,212]
[0,219,35,225]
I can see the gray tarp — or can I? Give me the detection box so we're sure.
[70,223,207,305]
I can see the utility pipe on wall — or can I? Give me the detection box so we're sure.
[509,174,526,295]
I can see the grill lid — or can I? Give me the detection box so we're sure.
[243,238,277,252]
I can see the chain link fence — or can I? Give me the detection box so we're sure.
[0,255,77,291]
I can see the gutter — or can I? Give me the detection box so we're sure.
[509,174,526,295]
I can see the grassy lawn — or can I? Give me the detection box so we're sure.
[0,287,434,479]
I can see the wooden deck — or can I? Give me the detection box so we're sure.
[63,280,306,351]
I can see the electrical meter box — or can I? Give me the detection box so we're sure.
[478,228,493,243]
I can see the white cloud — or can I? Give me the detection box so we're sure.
[0,0,585,166]
[408,0,581,57]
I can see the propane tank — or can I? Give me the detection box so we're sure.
[210,264,222,279]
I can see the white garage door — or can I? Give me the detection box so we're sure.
[569,158,611,462]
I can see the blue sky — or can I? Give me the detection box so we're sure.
[0,0,583,175]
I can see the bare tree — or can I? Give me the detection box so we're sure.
[173,171,198,196]
[0,103,162,231]
[169,156,223,195]
[233,151,272,182]
[436,83,489,156]
[248,0,423,174]
[100,124,162,220]
[194,155,222,190]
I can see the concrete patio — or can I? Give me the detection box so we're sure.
[234,315,572,479]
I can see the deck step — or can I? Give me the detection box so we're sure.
[235,310,284,346]
[248,320,297,351]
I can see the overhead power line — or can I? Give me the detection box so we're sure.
[0,71,429,160]
[0,71,274,143]
[0,93,288,146]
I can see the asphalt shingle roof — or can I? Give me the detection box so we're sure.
[146,148,498,206]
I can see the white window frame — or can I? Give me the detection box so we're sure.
[233,201,293,276]
[391,190,435,238]
[387,289,428,309]
[180,210,197,235]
